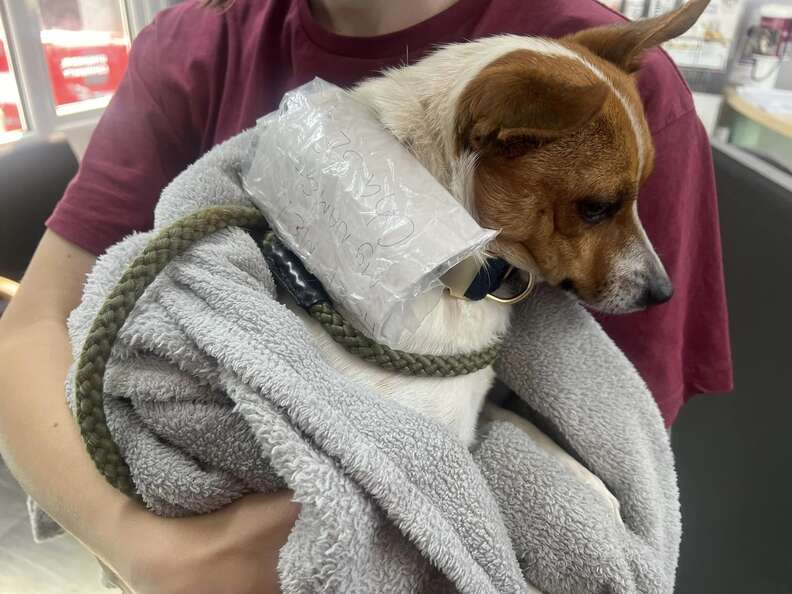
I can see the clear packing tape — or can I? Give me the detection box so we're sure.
[244,79,497,347]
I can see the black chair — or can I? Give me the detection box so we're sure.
[0,135,78,313]
[672,141,792,593]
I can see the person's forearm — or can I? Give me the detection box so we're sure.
[0,232,298,594]
[0,317,133,562]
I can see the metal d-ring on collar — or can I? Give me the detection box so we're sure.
[484,266,536,304]
[450,255,536,305]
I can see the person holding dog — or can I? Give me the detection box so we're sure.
[0,0,732,592]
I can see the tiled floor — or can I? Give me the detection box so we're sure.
[0,462,112,593]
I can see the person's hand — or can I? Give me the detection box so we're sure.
[102,490,299,594]
[0,231,297,594]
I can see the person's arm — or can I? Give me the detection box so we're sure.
[2,7,299,591]
[0,230,298,594]
[0,231,134,554]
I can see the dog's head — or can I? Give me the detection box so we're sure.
[454,0,708,313]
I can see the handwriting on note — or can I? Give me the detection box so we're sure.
[274,122,416,285]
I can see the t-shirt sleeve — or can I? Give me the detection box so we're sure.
[46,19,199,255]
[594,109,734,424]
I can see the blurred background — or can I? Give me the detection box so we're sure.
[0,0,790,592]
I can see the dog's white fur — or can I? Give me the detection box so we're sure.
[353,35,667,315]
[290,294,509,445]
[590,202,669,313]
[289,35,659,445]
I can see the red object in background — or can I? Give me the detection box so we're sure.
[0,39,22,133]
[1,31,128,134]
[1,102,21,131]
[0,40,8,71]
[40,30,128,107]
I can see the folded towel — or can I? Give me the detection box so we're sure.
[31,128,680,594]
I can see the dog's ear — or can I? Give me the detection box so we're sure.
[456,51,609,156]
[567,0,709,73]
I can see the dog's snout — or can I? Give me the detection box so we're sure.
[642,275,674,306]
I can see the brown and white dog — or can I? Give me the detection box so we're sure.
[294,0,708,446]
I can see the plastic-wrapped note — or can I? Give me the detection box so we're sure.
[244,78,496,346]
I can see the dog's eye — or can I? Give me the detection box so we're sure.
[578,200,618,224]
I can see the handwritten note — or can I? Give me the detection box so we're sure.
[244,78,495,345]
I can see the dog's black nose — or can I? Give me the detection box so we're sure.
[642,276,674,306]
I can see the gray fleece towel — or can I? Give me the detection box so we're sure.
[30,128,680,593]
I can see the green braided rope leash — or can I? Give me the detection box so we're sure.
[257,230,501,377]
[74,205,500,497]
[308,301,500,376]
[74,205,267,497]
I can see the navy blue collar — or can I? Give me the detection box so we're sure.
[463,258,512,301]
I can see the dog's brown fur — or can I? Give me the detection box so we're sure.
[449,0,708,305]
[456,48,654,302]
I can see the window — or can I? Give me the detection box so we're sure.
[0,13,25,139]
[0,0,168,151]
[35,0,130,115]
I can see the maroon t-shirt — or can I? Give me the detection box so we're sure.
[47,0,733,425]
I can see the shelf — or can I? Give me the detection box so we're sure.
[725,89,792,139]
